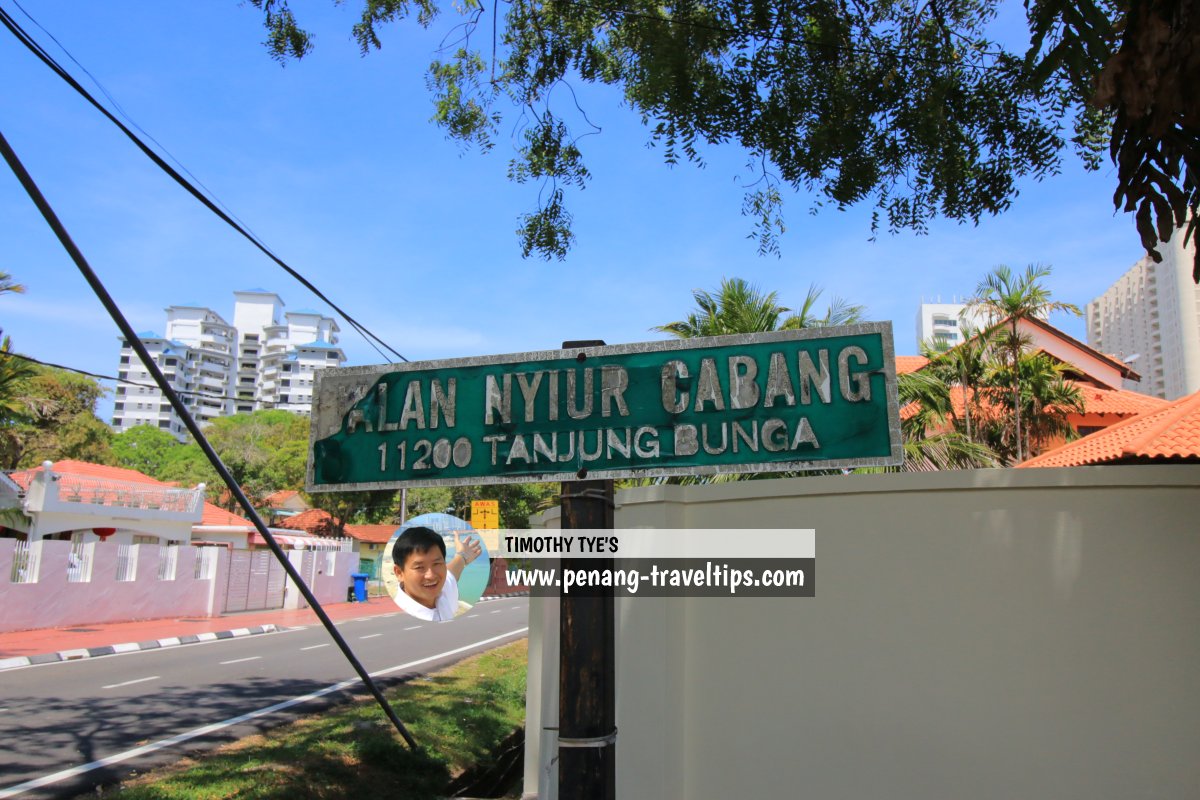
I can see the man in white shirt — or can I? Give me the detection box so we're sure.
[391,526,482,622]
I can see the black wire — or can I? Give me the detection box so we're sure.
[0,2,408,365]
[7,0,262,241]
[0,125,421,751]
[0,349,217,400]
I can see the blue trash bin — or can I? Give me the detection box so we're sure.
[350,572,369,603]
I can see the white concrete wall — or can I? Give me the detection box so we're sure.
[525,465,1200,800]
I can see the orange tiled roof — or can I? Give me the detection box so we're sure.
[1019,389,1200,467]
[8,459,170,491]
[277,507,336,533]
[899,380,1164,423]
[347,524,399,544]
[1072,385,1170,418]
[200,502,253,527]
[895,356,929,375]
[264,489,301,505]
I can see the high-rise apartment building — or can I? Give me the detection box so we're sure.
[915,300,989,350]
[112,291,345,440]
[1086,229,1200,399]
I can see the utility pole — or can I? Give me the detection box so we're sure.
[557,340,616,800]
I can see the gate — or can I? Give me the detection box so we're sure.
[223,550,288,613]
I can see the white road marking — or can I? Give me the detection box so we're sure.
[403,625,422,631]
[300,644,329,651]
[490,610,503,614]
[101,676,159,690]
[359,634,382,640]
[0,628,528,799]
[466,614,479,618]
[0,628,299,674]
[219,657,262,665]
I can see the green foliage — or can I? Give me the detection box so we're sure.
[1,362,113,469]
[111,424,184,477]
[1024,0,1198,281]
[967,263,1080,462]
[110,640,527,800]
[250,0,1079,259]
[655,277,865,339]
[199,410,312,506]
[404,482,559,530]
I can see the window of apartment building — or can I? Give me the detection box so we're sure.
[120,355,130,364]
[327,352,338,359]
[165,358,177,366]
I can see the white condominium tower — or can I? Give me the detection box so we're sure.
[112,290,345,440]
[915,300,989,350]
[1086,228,1200,399]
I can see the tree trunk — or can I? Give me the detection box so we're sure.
[1011,322,1022,463]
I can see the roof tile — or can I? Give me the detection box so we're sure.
[1019,389,1200,467]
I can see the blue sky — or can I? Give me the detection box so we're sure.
[0,2,1145,422]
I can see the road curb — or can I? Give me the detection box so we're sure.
[0,624,280,671]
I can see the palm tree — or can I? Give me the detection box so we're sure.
[654,277,865,338]
[897,369,999,470]
[980,351,1084,462]
[0,271,24,297]
[919,322,989,443]
[967,265,1080,462]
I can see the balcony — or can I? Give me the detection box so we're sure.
[24,464,205,523]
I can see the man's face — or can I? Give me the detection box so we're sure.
[394,546,446,609]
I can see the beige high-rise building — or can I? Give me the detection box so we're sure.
[1086,228,1200,399]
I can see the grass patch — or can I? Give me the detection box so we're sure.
[106,640,527,800]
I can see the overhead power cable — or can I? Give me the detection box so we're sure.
[0,127,419,750]
[0,2,408,364]
[0,349,222,400]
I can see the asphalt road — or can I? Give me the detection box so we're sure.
[0,597,529,799]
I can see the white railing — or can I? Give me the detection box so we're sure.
[194,546,219,580]
[157,544,179,581]
[10,540,40,584]
[68,541,95,583]
[52,474,203,514]
[116,544,138,582]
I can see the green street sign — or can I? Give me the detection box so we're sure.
[306,324,902,490]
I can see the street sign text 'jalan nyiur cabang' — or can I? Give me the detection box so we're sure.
[306,324,903,491]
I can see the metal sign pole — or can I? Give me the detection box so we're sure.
[557,341,616,800]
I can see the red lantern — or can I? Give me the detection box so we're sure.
[92,527,117,541]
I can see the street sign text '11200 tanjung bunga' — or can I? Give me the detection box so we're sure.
[306,324,902,490]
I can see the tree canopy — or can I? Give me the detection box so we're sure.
[654,277,864,338]
[250,0,1197,275]
[0,362,114,469]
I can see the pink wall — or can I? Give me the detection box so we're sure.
[0,539,229,633]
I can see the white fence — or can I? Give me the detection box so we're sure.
[194,546,219,580]
[51,473,203,513]
[115,544,138,582]
[9,540,39,584]
[68,541,94,583]
[157,544,179,581]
